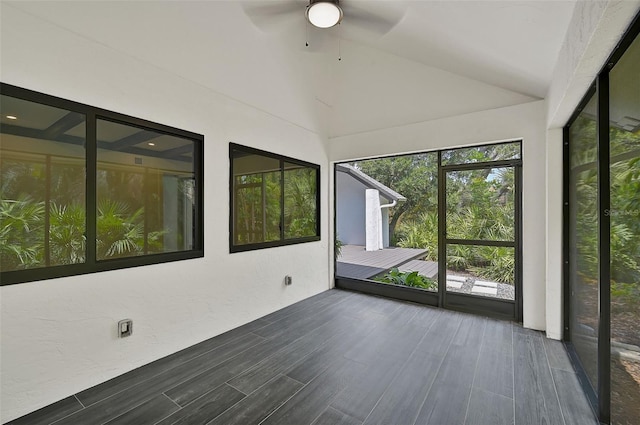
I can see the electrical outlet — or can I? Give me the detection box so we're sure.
[284,275,292,286]
[118,319,133,338]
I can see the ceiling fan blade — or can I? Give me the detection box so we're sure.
[340,2,407,35]
[242,1,302,32]
[301,29,333,53]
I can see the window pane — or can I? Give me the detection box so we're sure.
[232,151,281,245]
[446,167,515,241]
[441,141,520,165]
[335,152,439,289]
[284,162,317,239]
[446,244,515,300]
[609,31,640,425]
[569,93,599,391]
[1,95,86,271]
[96,119,195,260]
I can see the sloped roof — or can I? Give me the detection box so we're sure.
[336,164,406,203]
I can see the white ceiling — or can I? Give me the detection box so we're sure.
[6,1,578,138]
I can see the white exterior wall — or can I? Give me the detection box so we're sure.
[335,171,367,246]
[0,7,330,423]
[329,101,548,331]
[381,209,390,248]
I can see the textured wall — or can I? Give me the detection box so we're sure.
[0,5,330,423]
[546,0,640,128]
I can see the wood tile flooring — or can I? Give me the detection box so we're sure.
[8,289,598,425]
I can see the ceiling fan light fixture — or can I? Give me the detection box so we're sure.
[306,0,343,28]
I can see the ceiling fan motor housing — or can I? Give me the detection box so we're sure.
[306,0,343,28]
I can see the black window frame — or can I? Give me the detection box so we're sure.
[229,143,320,253]
[0,83,204,286]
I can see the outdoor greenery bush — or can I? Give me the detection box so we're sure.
[0,197,161,269]
[374,268,437,290]
[334,237,343,261]
[390,159,516,284]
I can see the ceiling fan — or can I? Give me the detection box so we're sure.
[242,0,405,36]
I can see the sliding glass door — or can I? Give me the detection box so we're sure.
[565,15,639,425]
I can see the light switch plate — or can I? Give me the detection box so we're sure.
[118,319,133,338]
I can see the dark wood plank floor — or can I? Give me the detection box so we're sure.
[8,289,598,425]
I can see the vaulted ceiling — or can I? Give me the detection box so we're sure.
[5,1,578,137]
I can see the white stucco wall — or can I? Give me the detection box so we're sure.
[545,128,564,340]
[0,6,330,423]
[329,100,548,331]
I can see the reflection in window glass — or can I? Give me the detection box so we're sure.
[441,141,520,165]
[569,93,599,392]
[609,32,640,425]
[96,119,195,260]
[232,152,281,245]
[0,95,86,271]
[284,162,317,239]
[230,144,320,251]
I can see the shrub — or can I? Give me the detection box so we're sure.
[374,268,437,290]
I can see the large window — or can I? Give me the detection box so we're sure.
[0,84,204,285]
[230,143,320,252]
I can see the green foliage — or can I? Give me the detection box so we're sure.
[611,282,640,306]
[0,197,44,269]
[570,115,640,310]
[96,199,144,259]
[235,172,281,244]
[284,168,317,238]
[334,237,343,261]
[397,212,438,260]
[353,153,438,238]
[50,202,86,265]
[470,246,515,284]
[234,166,317,243]
[441,143,520,165]
[374,268,437,290]
[395,168,516,283]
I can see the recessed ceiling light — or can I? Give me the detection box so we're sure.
[148,142,155,146]
[6,115,17,120]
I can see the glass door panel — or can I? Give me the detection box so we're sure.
[568,93,599,391]
[446,167,515,242]
[443,164,519,313]
[609,31,640,425]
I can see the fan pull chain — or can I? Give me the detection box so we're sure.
[338,23,342,61]
[305,8,309,47]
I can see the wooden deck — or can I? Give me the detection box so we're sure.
[337,245,428,280]
[398,259,439,279]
